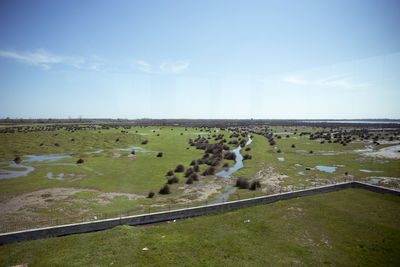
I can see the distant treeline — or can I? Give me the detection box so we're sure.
[0,118,399,128]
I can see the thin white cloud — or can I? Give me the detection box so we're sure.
[136,59,189,74]
[0,49,84,70]
[315,74,370,89]
[137,60,152,72]
[283,75,308,85]
[283,73,370,89]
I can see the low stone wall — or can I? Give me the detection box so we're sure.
[1,181,398,245]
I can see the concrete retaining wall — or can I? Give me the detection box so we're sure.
[1,181,399,245]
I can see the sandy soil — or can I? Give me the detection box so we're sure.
[360,176,400,189]
[252,163,288,194]
[362,144,400,159]
[176,179,225,204]
[0,187,144,214]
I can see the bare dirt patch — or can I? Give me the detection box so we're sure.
[111,153,121,158]
[177,177,228,204]
[252,163,289,193]
[0,188,144,215]
[362,144,400,159]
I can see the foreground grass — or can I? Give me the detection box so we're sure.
[1,188,399,266]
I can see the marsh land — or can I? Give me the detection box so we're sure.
[0,119,399,232]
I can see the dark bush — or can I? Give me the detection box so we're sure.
[54,143,60,147]
[309,150,313,154]
[185,168,194,177]
[13,156,22,164]
[291,144,295,148]
[235,178,249,189]
[141,140,148,145]
[175,164,185,172]
[71,138,75,142]
[157,152,163,157]
[245,147,251,151]
[186,177,193,184]
[167,176,179,184]
[189,173,199,181]
[77,158,84,164]
[159,184,171,195]
[250,181,261,190]
[223,162,229,168]
[166,170,174,176]
[131,150,135,155]
[243,154,252,160]
[224,152,236,160]
[115,138,119,142]
[39,143,44,146]
[202,166,215,176]
[190,160,196,166]
[193,165,200,172]
[277,149,281,153]
[196,158,204,165]
[147,191,155,198]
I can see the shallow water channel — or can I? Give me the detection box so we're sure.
[210,136,253,204]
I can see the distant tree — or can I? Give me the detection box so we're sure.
[185,168,194,177]
[77,158,84,164]
[189,173,199,181]
[235,178,249,189]
[159,184,171,195]
[193,165,200,172]
[13,156,21,164]
[167,176,179,184]
[166,170,174,176]
[250,181,261,191]
[147,191,155,198]
[202,166,215,176]
[175,164,185,172]
[157,152,163,157]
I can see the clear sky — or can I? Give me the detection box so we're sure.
[0,0,399,119]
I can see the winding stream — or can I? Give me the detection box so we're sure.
[211,136,253,204]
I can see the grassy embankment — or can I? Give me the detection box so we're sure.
[1,188,399,266]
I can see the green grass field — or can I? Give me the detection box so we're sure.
[0,125,399,231]
[1,188,399,266]
[0,124,400,231]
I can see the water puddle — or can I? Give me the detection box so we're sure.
[315,165,337,173]
[118,146,157,153]
[367,178,381,185]
[85,149,104,155]
[278,157,285,161]
[23,154,71,163]
[297,171,305,175]
[294,163,304,167]
[46,172,83,182]
[0,153,72,179]
[359,169,383,173]
[0,162,35,179]
[209,185,237,204]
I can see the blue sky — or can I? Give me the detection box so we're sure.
[0,0,399,119]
